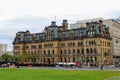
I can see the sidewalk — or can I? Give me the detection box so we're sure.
[105,76,120,80]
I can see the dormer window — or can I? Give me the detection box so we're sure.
[32,34,36,41]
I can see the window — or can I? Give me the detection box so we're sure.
[78,42,81,46]
[91,56,93,62]
[94,40,96,45]
[14,46,20,49]
[52,57,54,62]
[86,49,89,54]
[44,50,46,55]
[48,50,50,55]
[68,57,71,62]
[60,58,62,62]
[82,49,84,54]
[86,57,89,63]
[89,41,91,45]
[92,41,94,45]
[60,50,62,55]
[95,56,97,62]
[31,45,36,49]
[73,49,75,54]
[73,57,75,62]
[61,43,65,47]
[73,42,75,46]
[53,50,55,55]
[64,50,66,54]
[90,48,93,54]
[94,48,97,54]
[25,46,29,49]
[77,57,80,62]
[64,57,66,62]
[77,49,80,54]
[81,42,83,45]
[68,43,71,47]
[68,49,71,54]
[38,45,42,48]
[86,41,88,45]
[44,43,53,48]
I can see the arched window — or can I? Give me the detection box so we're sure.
[64,57,66,62]
[86,41,88,45]
[60,50,62,55]
[86,48,89,54]
[95,56,97,62]
[69,57,71,62]
[90,48,93,54]
[52,50,54,55]
[77,49,80,54]
[73,49,75,54]
[48,50,50,55]
[89,41,91,45]
[73,57,75,62]
[73,42,75,46]
[91,56,93,62]
[94,48,97,54]
[92,41,94,45]
[86,57,89,63]
[94,40,96,45]
[64,50,66,54]
[81,42,83,45]
[78,42,81,46]
[77,57,80,62]
[68,49,71,54]
[82,49,84,54]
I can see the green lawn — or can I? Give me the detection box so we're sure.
[0,68,120,80]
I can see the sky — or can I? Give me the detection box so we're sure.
[0,0,120,51]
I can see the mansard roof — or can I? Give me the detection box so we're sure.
[13,20,111,44]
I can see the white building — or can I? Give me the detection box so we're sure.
[70,18,120,66]
[70,17,104,28]
[0,43,7,56]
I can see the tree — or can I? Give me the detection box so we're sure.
[1,53,12,62]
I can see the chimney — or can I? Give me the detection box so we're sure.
[62,19,68,29]
[51,21,56,26]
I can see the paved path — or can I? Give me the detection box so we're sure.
[19,66,120,71]
[105,76,120,80]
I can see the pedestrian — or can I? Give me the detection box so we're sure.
[100,65,103,70]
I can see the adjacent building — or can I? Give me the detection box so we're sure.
[13,20,112,66]
[0,43,7,56]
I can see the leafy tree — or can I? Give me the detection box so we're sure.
[1,53,12,62]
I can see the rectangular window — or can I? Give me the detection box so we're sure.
[31,45,36,49]
[25,46,29,49]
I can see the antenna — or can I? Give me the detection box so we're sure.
[55,15,56,21]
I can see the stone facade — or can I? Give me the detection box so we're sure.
[70,18,120,66]
[13,20,112,66]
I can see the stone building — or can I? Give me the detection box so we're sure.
[13,20,112,66]
[0,43,7,56]
[70,18,120,66]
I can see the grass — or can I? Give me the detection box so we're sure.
[0,68,120,80]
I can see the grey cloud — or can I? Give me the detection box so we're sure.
[0,16,58,51]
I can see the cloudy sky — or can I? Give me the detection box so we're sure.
[0,0,120,51]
